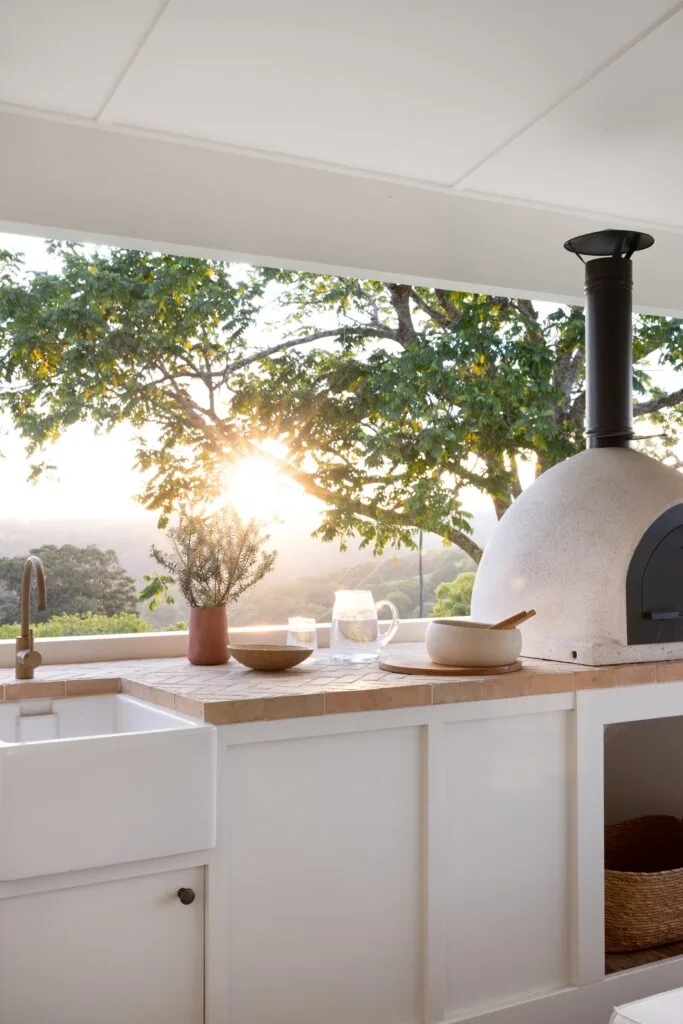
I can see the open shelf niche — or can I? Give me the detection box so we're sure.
[604,715,683,975]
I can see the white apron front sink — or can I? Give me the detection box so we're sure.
[0,694,216,881]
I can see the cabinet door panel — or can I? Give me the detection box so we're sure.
[0,867,204,1024]
[222,728,422,1024]
[443,712,570,1017]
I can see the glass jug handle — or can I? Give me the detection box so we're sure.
[375,600,399,647]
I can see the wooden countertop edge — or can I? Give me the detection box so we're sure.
[1,657,683,723]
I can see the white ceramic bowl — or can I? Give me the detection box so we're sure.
[425,619,522,668]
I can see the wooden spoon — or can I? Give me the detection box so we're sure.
[490,609,536,631]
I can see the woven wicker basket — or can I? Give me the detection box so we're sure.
[605,815,683,952]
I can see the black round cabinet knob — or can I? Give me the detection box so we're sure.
[177,887,196,905]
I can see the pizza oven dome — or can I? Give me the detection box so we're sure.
[471,447,683,665]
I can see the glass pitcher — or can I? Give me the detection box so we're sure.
[330,590,399,661]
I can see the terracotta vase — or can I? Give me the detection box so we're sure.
[187,606,229,666]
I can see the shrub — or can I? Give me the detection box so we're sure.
[0,612,164,639]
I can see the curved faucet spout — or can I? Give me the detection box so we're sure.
[16,556,47,679]
[21,556,47,637]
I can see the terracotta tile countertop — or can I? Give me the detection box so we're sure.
[1,645,682,725]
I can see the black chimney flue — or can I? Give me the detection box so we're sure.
[564,229,654,449]
[585,255,633,448]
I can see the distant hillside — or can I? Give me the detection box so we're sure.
[230,546,475,626]
[0,516,483,627]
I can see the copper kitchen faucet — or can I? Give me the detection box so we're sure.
[15,555,47,680]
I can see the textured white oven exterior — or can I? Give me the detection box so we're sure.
[472,447,683,665]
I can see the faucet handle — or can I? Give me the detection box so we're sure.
[17,649,42,670]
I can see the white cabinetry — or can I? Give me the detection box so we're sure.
[209,702,572,1024]
[0,866,204,1024]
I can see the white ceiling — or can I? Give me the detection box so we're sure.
[0,0,162,118]
[3,0,683,307]
[460,7,683,226]
[99,0,671,187]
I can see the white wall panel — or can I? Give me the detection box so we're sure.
[443,711,571,1017]
[605,716,683,825]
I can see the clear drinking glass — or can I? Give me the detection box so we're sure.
[330,590,399,662]
[286,616,317,650]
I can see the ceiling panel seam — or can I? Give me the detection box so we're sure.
[458,185,683,238]
[95,0,171,123]
[448,0,683,193]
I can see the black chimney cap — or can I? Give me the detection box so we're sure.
[564,229,654,259]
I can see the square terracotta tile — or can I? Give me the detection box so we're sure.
[575,668,615,690]
[172,694,204,719]
[65,678,120,697]
[379,683,431,709]
[656,661,683,683]
[151,687,177,711]
[5,680,66,701]
[120,678,155,703]
[324,688,384,714]
[613,663,657,686]
[325,683,430,715]
[481,672,530,701]
[203,698,267,725]
[264,693,326,721]
[527,672,575,695]
[432,679,483,704]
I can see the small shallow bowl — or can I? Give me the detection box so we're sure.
[228,644,314,672]
[425,619,522,668]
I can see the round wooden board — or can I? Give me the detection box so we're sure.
[378,654,523,676]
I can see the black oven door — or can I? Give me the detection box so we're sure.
[627,505,683,644]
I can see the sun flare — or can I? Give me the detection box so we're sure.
[223,452,310,524]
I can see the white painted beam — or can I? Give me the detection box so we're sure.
[2,110,683,315]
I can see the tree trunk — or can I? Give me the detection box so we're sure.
[491,494,512,520]
[484,454,515,521]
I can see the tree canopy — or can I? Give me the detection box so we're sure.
[0,544,137,624]
[2,242,683,563]
[432,572,476,618]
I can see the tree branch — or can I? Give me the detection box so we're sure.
[256,452,483,563]
[407,288,452,329]
[444,528,483,565]
[227,325,396,374]
[434,290,462,326]
[634,387,683,417]
[515,298,538,321]
[484,453,514,520]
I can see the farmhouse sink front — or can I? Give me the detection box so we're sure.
[0,694,216,881]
